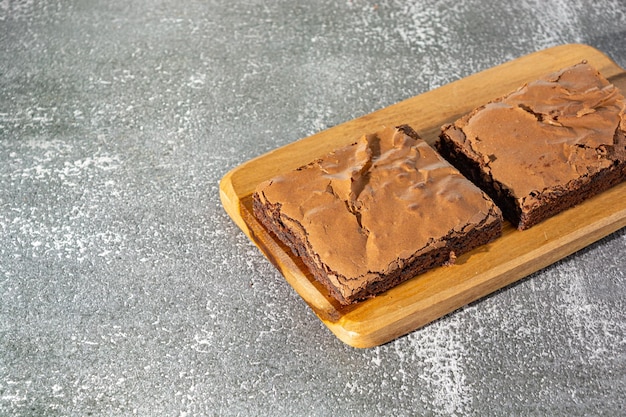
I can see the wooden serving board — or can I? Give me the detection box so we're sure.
[220,44,626,348]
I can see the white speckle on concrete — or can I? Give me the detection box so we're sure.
[405,314,471,416]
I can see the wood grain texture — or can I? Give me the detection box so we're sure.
[220,44,626,348]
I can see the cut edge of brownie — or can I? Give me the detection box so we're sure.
[436,126,626,230]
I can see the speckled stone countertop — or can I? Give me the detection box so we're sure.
[1,1,625,416]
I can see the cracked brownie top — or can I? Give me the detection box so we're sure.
[440,62,626,203]
[253,125,501,291]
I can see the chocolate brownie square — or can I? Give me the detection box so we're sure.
[253,125,502,305]
[437,62,626,230]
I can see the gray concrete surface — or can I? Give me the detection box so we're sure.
[1,0,625,416]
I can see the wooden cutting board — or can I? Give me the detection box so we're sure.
[219,44,626,348]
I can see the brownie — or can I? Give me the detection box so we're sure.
[437,62,626,230]
[253,125,503,305]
